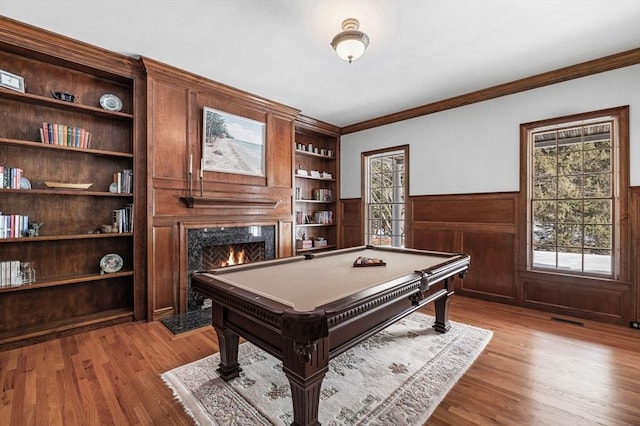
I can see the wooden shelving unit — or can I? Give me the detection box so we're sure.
[294,117,340,255]
[0,25,143,348]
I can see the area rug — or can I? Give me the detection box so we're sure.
[161,312,492,425]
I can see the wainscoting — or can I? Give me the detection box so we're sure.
[340,190,639,325]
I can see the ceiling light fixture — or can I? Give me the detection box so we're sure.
[330,18,370,63]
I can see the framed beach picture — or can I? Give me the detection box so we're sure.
[202,107,265,177]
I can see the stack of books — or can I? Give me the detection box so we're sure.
[0,213,29,238]
[313,188,333,201]
[113,204,134,233]
[0,166,23,189]
[39,122,92,148]
[0,260,22,287]
[313,210,333,224]
[112,169,133,193]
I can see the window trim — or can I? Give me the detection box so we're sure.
[519,106,630,281]
[361,145,409,248]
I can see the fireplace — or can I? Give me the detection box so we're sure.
[186,225,275,311]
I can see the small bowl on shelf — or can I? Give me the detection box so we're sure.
[50,90,76,102]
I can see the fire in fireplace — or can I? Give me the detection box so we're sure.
[201,242,265,269]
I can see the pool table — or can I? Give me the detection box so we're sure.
[191,245,470,426]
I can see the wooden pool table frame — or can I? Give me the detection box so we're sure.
[191,245,470,426]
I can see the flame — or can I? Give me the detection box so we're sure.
[220,246,246,267]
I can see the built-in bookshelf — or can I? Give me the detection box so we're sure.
[0,20,143,348]
[294,117,340,254]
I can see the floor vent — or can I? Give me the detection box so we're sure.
[551,316,584,326]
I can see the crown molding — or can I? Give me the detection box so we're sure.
[341,47,640,135]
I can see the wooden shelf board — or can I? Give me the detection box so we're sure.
[0,233,133,244]
[294,149,335,160]
[0,308,133,345]
[0,187,133,197]
[294,174,335,181]
[295,199,335,204]
[0,137,133,158]
[0,87,134,119]
[296,244,337,253]
[0,270,133,293]
[295,223,336,227]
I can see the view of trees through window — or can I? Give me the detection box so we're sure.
[365,149,406,247]
[530,120,614,275]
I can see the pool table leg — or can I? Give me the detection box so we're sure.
[282,338,329,426]
[214,326,242,380]
[211,302,242,380]
[433,289,454,333]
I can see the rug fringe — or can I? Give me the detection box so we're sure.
[161,373,204,426]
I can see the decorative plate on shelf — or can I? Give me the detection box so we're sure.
[100,253,123,274]
[44,181,93,190]
[99,93,123,112]
[20,177,31,189]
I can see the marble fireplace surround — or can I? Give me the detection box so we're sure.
[180,222,277,312]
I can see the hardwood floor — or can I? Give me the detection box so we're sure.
[1,296,638,425]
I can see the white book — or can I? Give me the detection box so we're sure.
[0,261,6,287]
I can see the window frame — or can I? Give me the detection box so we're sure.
[361,145,409,248]
[519,106,630,281]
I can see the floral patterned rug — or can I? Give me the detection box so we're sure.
[161,312,492,425]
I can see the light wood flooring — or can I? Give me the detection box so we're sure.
[1,296,638,425]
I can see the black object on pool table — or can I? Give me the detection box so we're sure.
[353,256,386,267]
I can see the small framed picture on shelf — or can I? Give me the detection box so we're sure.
[0,69,25,93]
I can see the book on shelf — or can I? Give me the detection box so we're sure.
[0,214,29,238]
[112,204,134,233]
[0,166,23,189]
[0,260,22,288]
[39,122,92,148]
[313,210,333,224]
[313,188,333,201]
[112,169,133,193]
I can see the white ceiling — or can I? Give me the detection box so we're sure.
[1,0,639,128]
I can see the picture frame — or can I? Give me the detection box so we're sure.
[202,107,265,177]
[0,69,25,93]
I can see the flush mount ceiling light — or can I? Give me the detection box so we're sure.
[330,18,370,63]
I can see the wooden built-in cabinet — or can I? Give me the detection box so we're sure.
[294,117,341,254]
[0,18,145,348]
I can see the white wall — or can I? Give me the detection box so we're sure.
[340,65,640,198]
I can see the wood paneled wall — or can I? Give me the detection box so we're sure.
[340,199,363,248]
[408,193,519,302]
[142,58,299,320]
[341,190,639,324]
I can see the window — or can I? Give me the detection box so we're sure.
[363,146,407,248]
[523,107,629,278]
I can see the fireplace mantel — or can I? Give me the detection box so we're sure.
[180,196,280,209]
